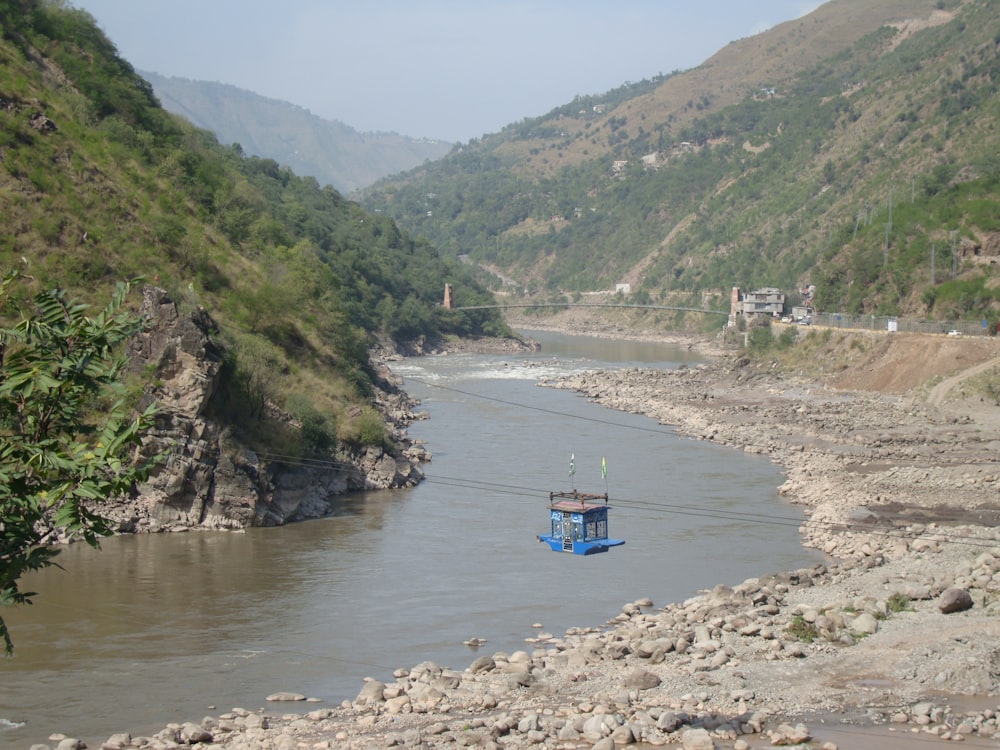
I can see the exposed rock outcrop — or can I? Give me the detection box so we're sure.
[103,286,425,533]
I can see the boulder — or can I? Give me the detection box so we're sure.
[625,667,661,690]
[768,722,811,745]
[938,588,972,615]
[850,612,879,635]
[101,733,132,750]
[681,727,716,750]
[657,711,683,732]
[468,655,496,673]
[355,678,387,706]
[178,723,213,744]
[939,588,973,613]
[266,692,306,702]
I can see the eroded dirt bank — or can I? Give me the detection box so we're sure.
[48,323,1000,750]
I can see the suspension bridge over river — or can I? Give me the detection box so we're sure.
[442,286,991,336]
[450,302,730,316]
[448,300,990,336]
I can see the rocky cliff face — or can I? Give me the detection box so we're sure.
[106,286,425,533]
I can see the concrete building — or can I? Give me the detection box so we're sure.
[729,286,786,325]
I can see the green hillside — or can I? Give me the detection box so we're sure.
[359,0,1000,325]
[0,0,508,456]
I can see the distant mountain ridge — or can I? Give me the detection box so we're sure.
[143,72,453,193]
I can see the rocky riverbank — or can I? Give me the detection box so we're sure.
[90,287,433,537]
[42,325,1000,750]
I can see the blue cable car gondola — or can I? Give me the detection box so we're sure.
[538,490,625,555]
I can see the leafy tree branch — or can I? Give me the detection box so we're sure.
[0,272,161,654]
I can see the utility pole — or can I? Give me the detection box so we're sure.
[888,190,893,235]
[931,243,936,285]
[884,190,893,268]
[952,230,958,279]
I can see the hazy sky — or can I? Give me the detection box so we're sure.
[74,1,824,143]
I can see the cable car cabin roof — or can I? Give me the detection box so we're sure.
[548,491,608,512]
[549,499,609,513]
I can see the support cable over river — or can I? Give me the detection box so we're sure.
[451,301,729,316]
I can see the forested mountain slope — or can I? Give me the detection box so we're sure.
[0,0,507,467]
[143,72,454,194]
[359,0,1000,325]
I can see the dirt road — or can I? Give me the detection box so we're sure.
[927,352,1000,408]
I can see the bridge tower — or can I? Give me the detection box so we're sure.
[729,286,743,328]
[443,283,454,310]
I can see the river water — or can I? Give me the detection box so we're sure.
[0,331,823,749]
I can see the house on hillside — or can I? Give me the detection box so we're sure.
[729,286,785,326]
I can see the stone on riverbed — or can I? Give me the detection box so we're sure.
[625,667,661,690]
[265,692,306,702]
[938,587,973,613]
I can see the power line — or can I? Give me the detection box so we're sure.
[398,376,998,547]
[405,376,676,434]
[156,373,999,551]
[419,473,999,551]
[243,455,996,551]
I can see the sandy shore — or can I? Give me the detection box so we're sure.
[54,318,1000,750]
